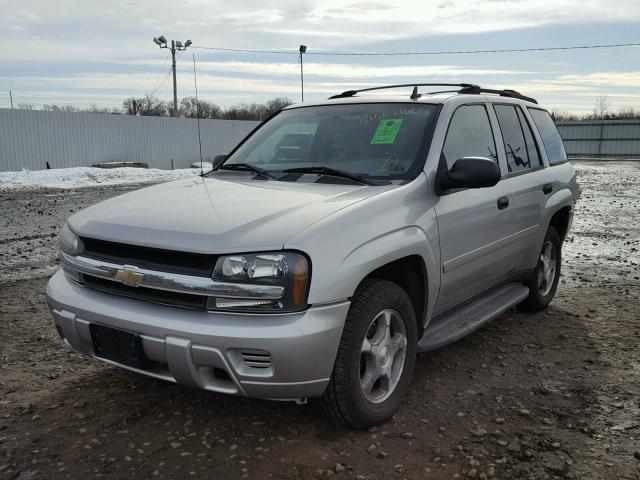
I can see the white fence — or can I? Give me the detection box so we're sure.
[0,109,260,172]
[557,120,640,159]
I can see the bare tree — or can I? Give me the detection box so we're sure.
[593,95,610,119]
[180,97,222,119]
[41,104,82,113]
[550,109,579,122]
[220,97,292,121]
[615,107,637,120]
[122,95,168,116]
[87,104,121,115]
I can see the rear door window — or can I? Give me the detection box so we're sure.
[528,108,568,165]
[494,105,535,173]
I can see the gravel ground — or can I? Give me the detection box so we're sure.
[1,161,639,480]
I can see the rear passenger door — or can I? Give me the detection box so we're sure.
[492,104,547,272]
[434,104,514,312]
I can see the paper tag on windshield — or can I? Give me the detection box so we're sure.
[371,118,404,144]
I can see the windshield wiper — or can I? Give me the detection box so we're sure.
[218,163,277,180]
[284,167,373,186]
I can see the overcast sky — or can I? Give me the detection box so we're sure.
[1,0,639,113]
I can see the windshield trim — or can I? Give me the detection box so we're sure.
[209,102,442,183]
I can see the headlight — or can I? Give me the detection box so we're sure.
[210,251,310,312]
[59,224,84,256]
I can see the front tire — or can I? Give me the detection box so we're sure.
[315,279,417,429]
[520,226,562,312]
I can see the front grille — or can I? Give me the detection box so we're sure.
[84,275,207,310]
[82,237,217,277]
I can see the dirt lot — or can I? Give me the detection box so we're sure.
[1,162,639,480]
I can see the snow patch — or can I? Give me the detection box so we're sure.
[0,167,200,192]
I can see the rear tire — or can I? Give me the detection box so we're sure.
[314,279,417,429]
[520,226,562,312]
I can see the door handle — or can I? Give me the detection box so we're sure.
[543,183,553,195]
[497,196,509,210]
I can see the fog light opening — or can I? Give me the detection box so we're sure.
[213,368,232,382]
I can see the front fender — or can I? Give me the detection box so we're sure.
[285,176,440,325]
[339,226,440,326]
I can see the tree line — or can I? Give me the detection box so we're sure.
[15,94,640,122]
[16,96,293,121]
[550,95,640,122]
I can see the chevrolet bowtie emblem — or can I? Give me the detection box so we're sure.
[115,266,144,287]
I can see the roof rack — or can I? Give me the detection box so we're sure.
[328,83,478,99]
[328,83,538,104]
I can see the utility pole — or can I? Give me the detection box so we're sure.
[299,45,307,102]
[153,36,192,116]
[9,90,14,109]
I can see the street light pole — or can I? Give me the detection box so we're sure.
[153,36,192,116]
[299,45,307,102]
[171,41,178,114]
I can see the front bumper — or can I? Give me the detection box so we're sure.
[46,271,349,399]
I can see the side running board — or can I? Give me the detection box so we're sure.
[418,283,529,353]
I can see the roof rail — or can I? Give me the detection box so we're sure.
[457,85,538,104]
[327,83,538,104]
[328,83,479,99]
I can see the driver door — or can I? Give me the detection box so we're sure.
[434,104,515,313]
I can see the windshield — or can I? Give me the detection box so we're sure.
[217,103,439,183]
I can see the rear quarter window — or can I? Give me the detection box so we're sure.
[528,109,568,165]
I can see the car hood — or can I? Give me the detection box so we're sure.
[69,175,392,253]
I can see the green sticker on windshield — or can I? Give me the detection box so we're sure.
[371,118,404,144]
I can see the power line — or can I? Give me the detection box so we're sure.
[148,50,186,98]
[148,52,172,93]
[149,63,174,97]
[192,41,640,56]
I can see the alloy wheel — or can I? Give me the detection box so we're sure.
[359,309,408,404]
[537,240,557,296]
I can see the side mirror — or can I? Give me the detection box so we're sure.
[212,154,227,170]
[440,157,501,190]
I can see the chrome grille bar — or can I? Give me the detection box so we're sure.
[60,252,284,300]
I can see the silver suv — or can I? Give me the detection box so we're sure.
[47,83,579,428]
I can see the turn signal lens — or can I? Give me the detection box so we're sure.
[59,224,84,256]
[292,258,308,306]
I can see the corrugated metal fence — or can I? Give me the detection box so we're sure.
[0,108,260,172]
[556,119,640,159]
[2,110,638,172]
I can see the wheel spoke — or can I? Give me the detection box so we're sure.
[377,371,390,393]
[546,263,556,287]
[361,366,379,395]
[389,334,407,356]
[381,311,393,343]
[537,267,545,290]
